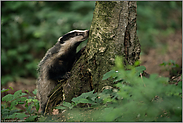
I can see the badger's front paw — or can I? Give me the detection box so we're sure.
[58,72,71,83]
[64,72,71,79]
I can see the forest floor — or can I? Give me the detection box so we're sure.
[140,30,182,78]
[1,29,182,103]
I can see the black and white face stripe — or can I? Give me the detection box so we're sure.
[58,30,89,44]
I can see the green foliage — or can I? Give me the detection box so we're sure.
[54,56,181,122]
[1,88,40,122]
[71,90,99,105]
[137,1,182,53]
[1,1,95,85]
[1,86,13,93]
[55,90,100,110]
[160,60,181,75]
[160,59,180,68]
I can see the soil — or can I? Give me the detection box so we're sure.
[140,30,182,77]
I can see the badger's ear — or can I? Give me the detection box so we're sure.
[59,33,73,43]
[59,39,64,44]
[58,37,64,44]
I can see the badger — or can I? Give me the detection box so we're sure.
[36,30,89,112]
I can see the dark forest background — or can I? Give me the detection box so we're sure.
[1,1,182,86]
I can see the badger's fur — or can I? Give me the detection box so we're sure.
[36,30,89,112]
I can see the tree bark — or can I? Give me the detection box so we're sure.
[63,1,140,102]
[45,1,141,113]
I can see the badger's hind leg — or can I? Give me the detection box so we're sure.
[37,78,57,113]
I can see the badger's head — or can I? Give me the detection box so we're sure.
[42,30,89,61]
[58,30,89,49]
[38,30,89,71]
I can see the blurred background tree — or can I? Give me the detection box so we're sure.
[1,1,182,86]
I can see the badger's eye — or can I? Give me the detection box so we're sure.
[76,33,83,36]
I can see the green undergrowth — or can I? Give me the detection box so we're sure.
[1,88,40,122]
[1,56,182,122]
[41,56,182,122]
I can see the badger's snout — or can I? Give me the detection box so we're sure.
[86,30,89,36]
[84,30,89,39]
[79,30,89,41]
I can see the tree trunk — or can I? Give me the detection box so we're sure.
[63,1,140,101]
[45,1,141,113]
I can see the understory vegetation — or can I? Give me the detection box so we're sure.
[1,88,39,122]
[1,56,182,122]
[40,56,182,122]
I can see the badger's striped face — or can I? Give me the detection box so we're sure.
[39,30,89,69]
[56,30,89,55]
[58,30,89,45]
